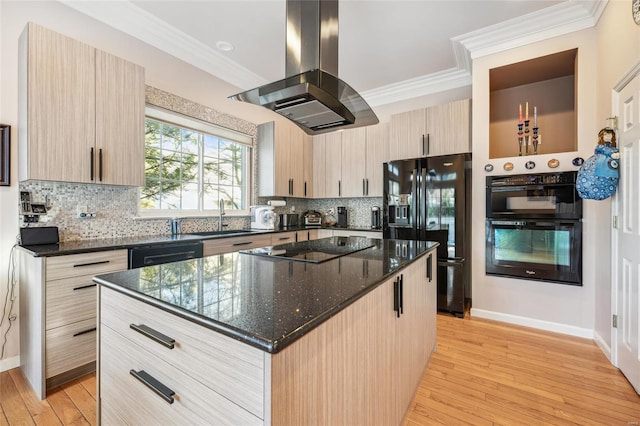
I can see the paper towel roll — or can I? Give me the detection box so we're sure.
[267,200,287,207]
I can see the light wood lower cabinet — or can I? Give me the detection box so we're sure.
[331,229,383,239]
[98,248,437,425]
[18,248,128,399]
[202,234,272,256]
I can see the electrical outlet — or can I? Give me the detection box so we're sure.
[328,208,335,215]
[77,204,96,219]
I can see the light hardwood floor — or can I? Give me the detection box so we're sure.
[1,314,639,425]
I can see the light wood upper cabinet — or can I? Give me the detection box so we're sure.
[341,127,367,198]
[312,134,327,198]
[257,121,308,198]
[95,51,145,186]
[324,132,342,198]
[18,23,145,186]
[365,122,389,197]
[390,109,427,161]
[426,98,471,156]
[19,23,95,183]
[390,99,471,161]
[302,132,313,198]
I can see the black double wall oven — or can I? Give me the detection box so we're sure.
[485,171,583,285]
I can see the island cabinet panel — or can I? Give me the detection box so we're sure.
[100,325,261,426]
[100,287,265,419]
[271,231,297,245]
[202,234,272,256]
[269,248,437,425]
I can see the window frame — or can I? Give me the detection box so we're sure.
[138,106,253,218]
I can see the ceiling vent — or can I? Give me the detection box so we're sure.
[229,0,378,135]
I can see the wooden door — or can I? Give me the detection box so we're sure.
[365,122,389,197]
[614,72,640,394]
[313,134,326,198]
[95,50,145,186]
[21,23,95,183]
[390,109,426,161]
[426,99,471,156]
[341,127,367,197]
[324,132,342,197]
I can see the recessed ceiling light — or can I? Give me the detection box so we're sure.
[216,41,234,52]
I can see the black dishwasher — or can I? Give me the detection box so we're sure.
[128,241,204,269]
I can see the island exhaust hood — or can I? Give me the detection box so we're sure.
[229,0,378,135]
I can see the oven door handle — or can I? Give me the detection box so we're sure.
[488,220,528,226]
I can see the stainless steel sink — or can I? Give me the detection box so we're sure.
[189,230,252,237]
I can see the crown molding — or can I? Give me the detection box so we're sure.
[60,0,269,90]
[61,0,606,109]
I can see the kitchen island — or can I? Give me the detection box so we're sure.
[94,237,438,425]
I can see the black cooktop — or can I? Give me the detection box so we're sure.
[240,236,375,263]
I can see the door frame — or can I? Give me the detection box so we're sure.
[610,60,640,366]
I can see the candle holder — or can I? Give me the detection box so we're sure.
[524,120,530,155]
[532,127,539,155]
[517,123,524,156]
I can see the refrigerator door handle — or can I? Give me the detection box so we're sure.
[411,168,418,230]
[421,167,427,232]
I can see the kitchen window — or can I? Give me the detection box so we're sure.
[140,107,252,216]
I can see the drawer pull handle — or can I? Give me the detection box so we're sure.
[73,283,97,291]
[232,241,253,247]
[130,324,175,349]
[73,260,110,268]
[278,237,290,241]
[73,327,96,337]
[130,370,175,404]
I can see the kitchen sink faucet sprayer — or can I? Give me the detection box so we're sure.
[218,199,226,230]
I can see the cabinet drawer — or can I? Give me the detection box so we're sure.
[203,234,272,257]
[46,250,127,281]
[100,325,261,426]
[271,232,296,245]
[100,287,265,418]
[45,317,96,378]
[46,275,97,330]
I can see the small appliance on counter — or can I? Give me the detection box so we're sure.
[302,210,323,227]
[371,206,381,229]
[278,213,299,229]
[337,207,348,228]
[251,205,276,230]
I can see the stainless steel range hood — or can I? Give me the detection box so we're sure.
[229,0,378,135]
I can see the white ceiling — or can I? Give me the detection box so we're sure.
[62,0,605,108]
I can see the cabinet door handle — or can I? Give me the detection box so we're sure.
[422,135,426,156]
[426,133,430,156]
[90,148,95,181]
[304,181,307,197]
[130,323,175,349]
[130,370,175,404]
[98,148,103,182]
[73,327,96,337]
[366,179,369,196]
[338,180,342,197]
[399,273,404,315]
[73,260,110,268]
[73,283,97,291]
[362,179,366,196]
[232,241,253,247]
[393,277,400,318]
[278,237,291,241]
[427,253,433,282]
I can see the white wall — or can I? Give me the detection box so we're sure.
[470,28,600,338]
[593,1,640,358]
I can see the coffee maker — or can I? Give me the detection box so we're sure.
[371,206,381,229]
[337,206,348,228]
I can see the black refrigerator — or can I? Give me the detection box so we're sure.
[383,153,471,317]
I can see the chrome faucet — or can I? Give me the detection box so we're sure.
[218,199,226,230]
[170,218,182,236]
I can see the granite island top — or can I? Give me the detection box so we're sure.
[94,237,437,354]
[18,226,381,257]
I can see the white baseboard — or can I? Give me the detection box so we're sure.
[0,355,20,373]
[470,308,594,339]
[593,330,613,363]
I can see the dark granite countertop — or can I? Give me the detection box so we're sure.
[94,237,438,354]
[17,226,382,257]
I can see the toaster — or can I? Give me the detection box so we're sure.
[250,206,276,230]
[303,210,323,227]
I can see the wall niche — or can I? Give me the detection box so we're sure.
[489,48,577,159]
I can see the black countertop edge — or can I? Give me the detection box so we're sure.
[18,226,383,257]
[95,248,433,354]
